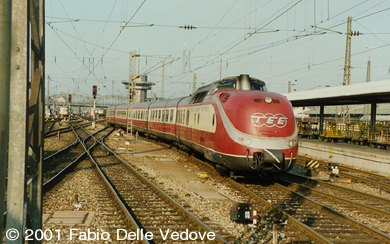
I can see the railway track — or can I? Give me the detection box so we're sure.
[43,124,108,184]
[83,130,229,243]
[43,128,135,242]
[44,124,228,243]
[162,146,390,243]
[44,121,91,138]
[237,178,390,243]
[280,172,390,235]
[297,156,390,193]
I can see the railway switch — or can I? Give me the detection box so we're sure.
[230,203,253,223]
[328,162,339,176]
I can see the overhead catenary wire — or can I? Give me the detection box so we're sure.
[46,1,390,100]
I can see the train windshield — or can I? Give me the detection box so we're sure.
[208,77,267,94]
[251,79,267,91]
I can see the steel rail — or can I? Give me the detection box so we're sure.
[161,149,331,243]
[339,171,390,191]
[297,156,390,191]
[226,178,333,243]
[89,133,229,244]
[286,172,390,208]
[78,128,150,244]
[281,174,390,221]
[247,180,390,242]
[44,121,92,137]
[43,125,109,192]
[338,164,390,182]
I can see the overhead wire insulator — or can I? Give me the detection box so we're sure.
[179,25,197,30]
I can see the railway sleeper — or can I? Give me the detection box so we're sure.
[146,226,197,231]
[136,213,183,218]
[130,207,176,212]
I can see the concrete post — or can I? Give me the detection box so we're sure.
[0,0,12,240]
[6,0,29,242]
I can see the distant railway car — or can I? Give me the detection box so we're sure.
[59,106,69,117]
[97,108,105,116]
[107,75,298,175]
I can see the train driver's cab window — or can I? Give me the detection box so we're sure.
[210,79,236,94]
[251,79,267,91]
[216,79,236,91]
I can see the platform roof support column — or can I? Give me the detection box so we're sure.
[0,0,12,240]
[319,105,324,138]
[371,103,377,132]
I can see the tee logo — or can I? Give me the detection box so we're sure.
[251,113,288,128]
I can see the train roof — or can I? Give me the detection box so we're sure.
[108,75,267,109]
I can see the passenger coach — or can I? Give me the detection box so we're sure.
[107,74,298,175]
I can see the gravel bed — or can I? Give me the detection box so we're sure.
[43,158,131,243]
[290,164,390,200]
[44,131,77,158]
[288,164,390,234]
[104,133,255,242]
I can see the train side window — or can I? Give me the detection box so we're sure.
[186,110,190,126]
[212,113,215,126]
[158,110,161,121]
[170,109,174,123]
[165,109,169,122]
[197,113,200,124]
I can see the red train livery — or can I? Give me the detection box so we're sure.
[107,74,298,174]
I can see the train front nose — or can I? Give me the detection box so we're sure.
[248,148,296,172]
[219,91,298,172]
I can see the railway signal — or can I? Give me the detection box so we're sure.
[68,94,72,119]
[230,203,253,223]
[129,92,133,102]
[92,85,97,129]
[328,163,339,176]
[93,85,97,99]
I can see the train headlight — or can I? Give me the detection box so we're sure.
[287,139,297,147]
[238,137,252,145]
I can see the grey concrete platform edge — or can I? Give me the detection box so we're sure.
[298,138,390,177]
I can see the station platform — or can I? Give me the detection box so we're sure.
[298,138,390,177]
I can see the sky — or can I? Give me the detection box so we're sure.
[45,0,390,101]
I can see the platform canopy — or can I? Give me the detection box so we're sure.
[284,80,390,107]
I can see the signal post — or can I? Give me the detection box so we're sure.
[68,94,72,120]
[92,85,97,129]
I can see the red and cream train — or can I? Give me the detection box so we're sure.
[106,74,298,174]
